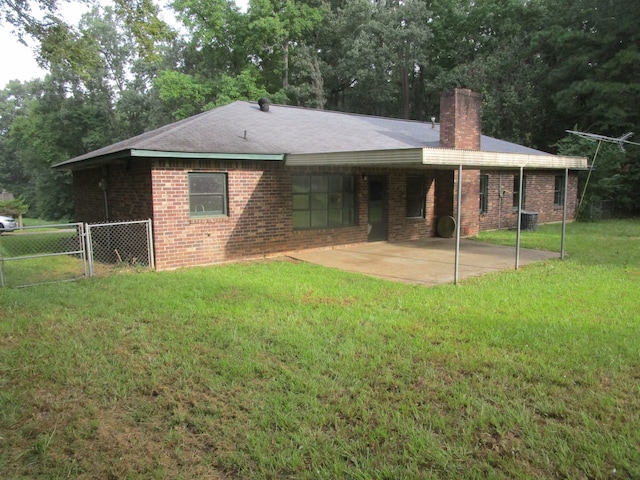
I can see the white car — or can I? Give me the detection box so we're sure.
[0,215,18,233]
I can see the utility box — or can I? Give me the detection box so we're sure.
[520,211,538,231]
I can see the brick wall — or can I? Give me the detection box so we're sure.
[150,161,445,270]
[72,159,579,271]
[439,89,482,151]
[387,170,434,241]
[151,161,354,270]
[479,170,579,231]
[457,169,481,236]
[72,162,153,223]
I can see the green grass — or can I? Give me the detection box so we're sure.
[1,219,639,479]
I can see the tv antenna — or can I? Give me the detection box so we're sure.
[566,130,640,217]
[566,130,640,152]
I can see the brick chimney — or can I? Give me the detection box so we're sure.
[437,88,482,237]
[439,88,482,150]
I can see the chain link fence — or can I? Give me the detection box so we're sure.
[0,219,154,288]
[579,199,616,221]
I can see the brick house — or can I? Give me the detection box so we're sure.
[54,89,587,271]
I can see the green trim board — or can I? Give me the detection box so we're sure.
[130,149,285,161]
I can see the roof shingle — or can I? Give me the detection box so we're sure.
[55,101,551,168]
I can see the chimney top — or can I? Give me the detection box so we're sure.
[439,88,482,151]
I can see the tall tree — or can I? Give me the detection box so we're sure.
[0,81,34,197]
[536,0,640,214]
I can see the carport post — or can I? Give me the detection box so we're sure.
[454,164,463,285]
[515,166,524,270]
[561,168,569,260]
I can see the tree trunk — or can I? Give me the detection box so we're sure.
[400,65,410,119]
[283,42,289,88]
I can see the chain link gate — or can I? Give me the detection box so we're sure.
[0,223,88,287]
[0,219,154,288]
[85,220,155,276]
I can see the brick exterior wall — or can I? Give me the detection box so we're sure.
[456,169,481,236]
[150,162,441,270]
[71,159,579,271]
[73,162,153,223]
[479,170,579,231]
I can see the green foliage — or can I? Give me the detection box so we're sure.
[0,196,29,217]
[214,66,287,107]
[557,134,640,216]
[112,0,176,61]
[155,70,213,119]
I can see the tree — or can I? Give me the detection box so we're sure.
[0,196,29,226]
[535,0,640,215]
[0,81,33,198]
[245,0,325,92]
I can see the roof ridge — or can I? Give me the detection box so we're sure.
[269,102,434,125]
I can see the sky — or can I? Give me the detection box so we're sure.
[0,1,95,88]
[1,26,49,87]
[0,0,248,89]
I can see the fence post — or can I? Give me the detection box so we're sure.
[85,223,95,277]
[146,219,155,271]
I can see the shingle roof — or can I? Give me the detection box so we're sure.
[54,100,551,168]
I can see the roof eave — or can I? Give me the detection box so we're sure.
[52,149,286,170]
[422,148,589,170]
[285,148,589,170]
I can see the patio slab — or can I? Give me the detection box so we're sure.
[289,239,558,286]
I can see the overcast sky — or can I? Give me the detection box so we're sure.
[1,1,96,88]
[0,1,248,89]
[1,26,51,87]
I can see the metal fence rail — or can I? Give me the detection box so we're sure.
[0,219,154,288]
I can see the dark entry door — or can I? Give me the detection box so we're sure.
[368,176,388,242]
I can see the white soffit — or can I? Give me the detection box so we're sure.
[286,148,588,170]
[286,149,423,166]
[422,148,588,170]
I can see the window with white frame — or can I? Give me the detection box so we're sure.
[189,172,228,217]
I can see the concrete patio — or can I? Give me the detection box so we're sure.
[289,238,558,286]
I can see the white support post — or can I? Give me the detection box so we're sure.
[561,168,569,260]
[515,167,524,270]
[454,164,463,285]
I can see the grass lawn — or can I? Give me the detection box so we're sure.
[1,219,639,479]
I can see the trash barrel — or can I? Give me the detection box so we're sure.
[520,211,538,231]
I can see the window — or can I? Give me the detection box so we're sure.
[513,174,526,210]
[406,176,426,218]
[292,174,356,229]
[554,175,565,207]
[479,174,489,214]
[189,172,228,217]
